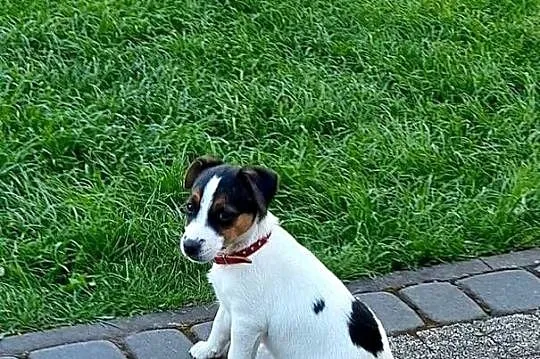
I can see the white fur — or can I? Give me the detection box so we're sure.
[185,207,394,359]
[181,176,223,262]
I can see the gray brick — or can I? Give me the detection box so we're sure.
[457,270,540,315]
[412,259,490,282]
[114,303,218,331]
[400,283,486,324]
[0,323,123,356]
[482,248,540,270]
[346,277,384,293]
[0,304,218,356]
[125,329,192,359]
[191,321,213,341]
[356,292,424,334]
[28,340,125,359]
[347,259,490,293]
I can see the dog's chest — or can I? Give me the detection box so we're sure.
[208,265,265,306]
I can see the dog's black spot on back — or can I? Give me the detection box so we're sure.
[348,299,383,356]
[313,298,325,314]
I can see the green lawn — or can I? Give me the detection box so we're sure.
[1,0,539,335]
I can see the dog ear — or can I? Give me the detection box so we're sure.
[184,156,223,189]
[240,166,278,218]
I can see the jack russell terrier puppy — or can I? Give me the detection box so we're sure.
[180,156,394,359]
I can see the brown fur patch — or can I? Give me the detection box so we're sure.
[221,213,255,243]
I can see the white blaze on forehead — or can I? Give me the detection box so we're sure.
[194,175,221,224]
[181,175,223,258]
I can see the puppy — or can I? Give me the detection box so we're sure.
[180,156,394,359]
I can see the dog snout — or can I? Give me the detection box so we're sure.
[182,238,204,258]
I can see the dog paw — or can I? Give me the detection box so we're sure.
[189,341,221,358]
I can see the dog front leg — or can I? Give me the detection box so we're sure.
[227,318,262,359]
[190,306,231,358]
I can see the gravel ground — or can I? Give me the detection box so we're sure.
[389,311,540,359]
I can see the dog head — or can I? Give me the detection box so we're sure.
[179,156,278,263]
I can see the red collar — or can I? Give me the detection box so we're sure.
[214,232,271,265]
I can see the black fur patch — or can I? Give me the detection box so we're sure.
[187,163,278,235]
[313,298,325,314]
[348,299,383,356]
[191,165,259,231]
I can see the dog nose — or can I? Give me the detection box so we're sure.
[183,238,202,257]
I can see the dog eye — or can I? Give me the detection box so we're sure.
[218,210,235,223]
[184,202,196,215]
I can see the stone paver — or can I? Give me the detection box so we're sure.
[482,248,540,270]
[400,282,486,324]
[0,323,123,355]
[356,292,424,334]
[191,321,213,341]
[457,270,540,315]
[28,340,125,359]
[348,259,490,293]
[116,303,218,330]
[124,329,192,359]
[0,304,217,356]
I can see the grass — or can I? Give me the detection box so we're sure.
[0,0,539,335]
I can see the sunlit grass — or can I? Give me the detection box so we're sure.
[0,0,538,334]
